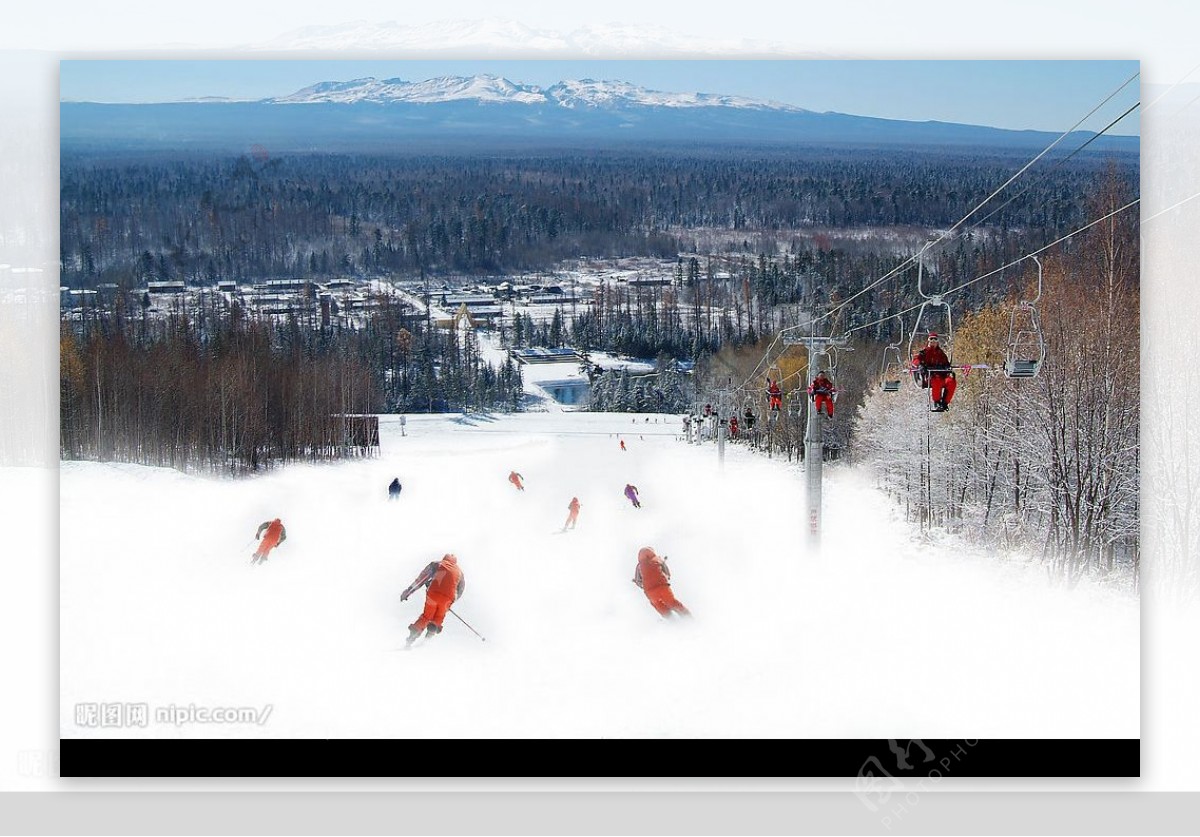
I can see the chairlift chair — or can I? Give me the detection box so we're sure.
[907,256,956,411]
[878,314,906,392]
[1003,256,1046,380]
[765,363,785,414]
[907,300,953,388]
[880,343,904,392]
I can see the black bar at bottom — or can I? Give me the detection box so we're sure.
[59,738,1139,778]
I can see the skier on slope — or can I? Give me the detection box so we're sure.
[808,371,837,418]
[633,546,690,618]
[912,332,957,412]
[388,477,402,501]
[562,497,582,532]
[623,483,641,509]
[508,471,525,491]
[251,518,286,564]
[401,553,466,646]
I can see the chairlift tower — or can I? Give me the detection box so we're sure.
[783,334,846,551]
[715,384,730,472]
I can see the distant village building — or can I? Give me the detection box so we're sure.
[509,347,585,364]
[509,347,591,406]
[147,281,186,295]
[61,288,97,309]
[626,276,671,288]
[257,278,315,295]
[435,303,492,330]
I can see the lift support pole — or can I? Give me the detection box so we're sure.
[784,335,843,553]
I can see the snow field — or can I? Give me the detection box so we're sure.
[60,412,1137,739]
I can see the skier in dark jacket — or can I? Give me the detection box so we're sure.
[912,332,957,411]
[401,553,466,645]
[388,478,402,500]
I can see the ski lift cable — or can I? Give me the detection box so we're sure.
[1142,189,1200,224]
[965,101,1140,233]
[939,197,1140,299]
[726,73,1139,396]
[743,71,1139,365]
[842,196,1140,339]
[800,69,1140,332]
[1144,60,1200,112]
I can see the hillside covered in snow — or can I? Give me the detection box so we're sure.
[60,411,1138,739]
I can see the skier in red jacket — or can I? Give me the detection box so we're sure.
[912,332,957,412]
[766,378,783,412]
[808,371,837,418]
[633,547,690,618]
[401,553,466,645]
[251,518,286,564]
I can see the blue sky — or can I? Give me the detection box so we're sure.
[60,59,1140,136]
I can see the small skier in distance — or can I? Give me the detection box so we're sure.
[633,546,690,619]
[620,439,626,451]
[508,471,525,491]
[400,553,466,646]
[624,483,641,509]
[562,497,581,532]
[388,477,402,501]
[251,518,286,565]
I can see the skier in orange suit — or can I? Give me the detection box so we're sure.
[633,546,690,618]
[508,471,525,491]
[562,497,582,532]
[401,553,466,645]
[251,518,286,564]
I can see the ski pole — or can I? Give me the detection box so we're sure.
[448,607,486,641]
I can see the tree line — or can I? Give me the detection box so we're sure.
[850,175,1138,585]
[60,293,524,473]
[677,169,1138,584]
[60,147,1131,287]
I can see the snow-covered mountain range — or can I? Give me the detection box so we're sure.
[61,71,1139,154]
[268,74,802,112]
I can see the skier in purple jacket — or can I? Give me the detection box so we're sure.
[623,484,641,509]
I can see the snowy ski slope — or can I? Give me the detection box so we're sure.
[60,411,1138,739]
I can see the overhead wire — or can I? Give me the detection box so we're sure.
[842,196,1141,338]
[964,101,1139,233]
[806,69,1139,333]
[718,71,1141,396]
